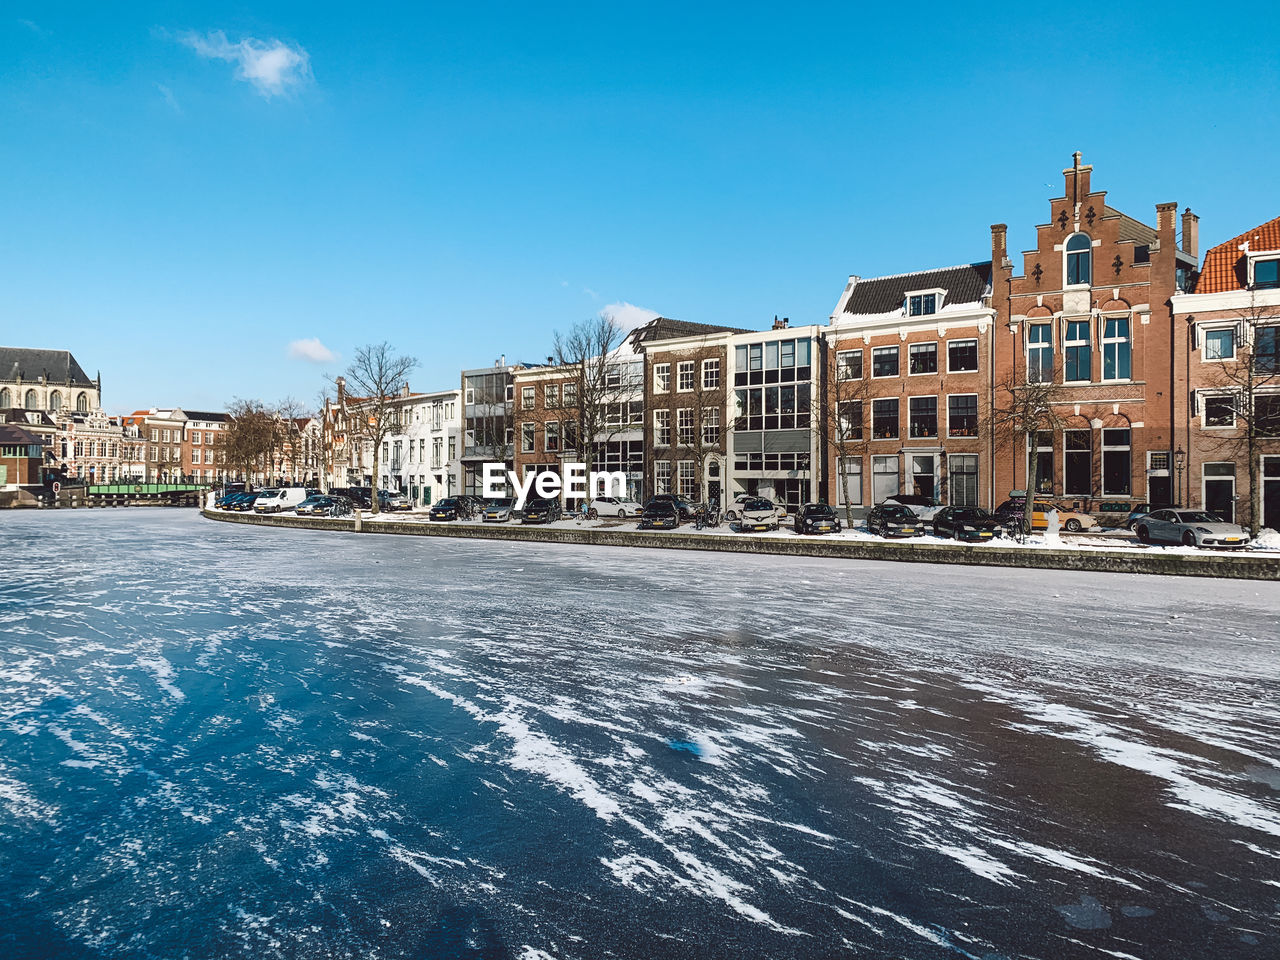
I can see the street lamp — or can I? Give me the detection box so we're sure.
[1174,446,1186,507]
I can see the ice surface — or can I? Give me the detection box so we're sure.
[0,509,1276,960]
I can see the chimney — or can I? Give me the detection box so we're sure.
[336,376,345,402]
[991,223,1009,266]
[547,356,553,365]
[772,316,785,330]
[782,317,789,328]
[1181,207,1199,259]
[1156,201,1178,238]
[1063,151,1092,202]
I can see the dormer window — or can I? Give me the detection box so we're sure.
[909,294,935,316]
[1255,257,1280,289]
[1066,233,1092,285]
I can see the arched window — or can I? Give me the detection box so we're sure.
[76,392,89,413]
[0,388,9,406]
[50,391,62,411]
[25,389,39,410]
[1066,233,1092,286]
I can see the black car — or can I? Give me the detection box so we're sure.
[647,494,697,521]
[429,497,466,521]
[228,492,260,512]
[521,497,562,524]
[931,506,1001,541]
[793,503,841,535]
[866,503,925,538]
[639,500,680,530]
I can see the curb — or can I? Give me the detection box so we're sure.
[201,510,1280,582]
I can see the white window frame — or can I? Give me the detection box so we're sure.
[1101,315,1132,383]
[677,361,695,392]
[521,422,535,453]
[545,421,560,453]
[702,407,720,445]
[1200,325,1237,362]
[676,407,694,444]
[1065,232,1093,287]
[837,456,863,506]
[836,349,863,380]
[871,345,899,379]
[907,341,939,376]
[653,409,671,446]
[654,363,670,393]
[1027,322,1053,383]
[678,460,696,498]
[654,460,671,495]
[946,339,978,373]
[1063,318,1091,383]
[946,393,979,438]
[521,386,535,410]
[1201,391,1237,429]
[701,358,720,389]
[908,395,938,439]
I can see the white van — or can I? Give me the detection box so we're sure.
[252,487,310,514]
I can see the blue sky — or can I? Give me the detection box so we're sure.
[2,2,1277,414]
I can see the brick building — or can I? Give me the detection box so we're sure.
[989,153,1198,510]
[825,263,994,509]
[1172,214,1280,529]
[0,422,45,503]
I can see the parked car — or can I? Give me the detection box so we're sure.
[481,497,516,522]
[994,498,1098,532]
[253,487,311,514]
[521,497,562,524]
[883,494,946,521]
[737,497,780,533]
[638,500,680,530]
[1124,501,1175,530]
[429,497,466,521]
[294,494,333,516]
[588,496,643,519]
[215,491,245,509]
[647,494,697,521]
[793,503,841,535]
[931,506,1001,541]
[380,490,411,512]
[227,492,260,512]
[866,503,925,538]
[723,494,786,522]
[1135,509,1251,548]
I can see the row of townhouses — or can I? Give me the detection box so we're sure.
[6,154,1278,527]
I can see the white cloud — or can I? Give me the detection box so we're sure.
[156,83,182,114]
[180,30,311,98]
[600,301,661,331]
[287,338,337,364]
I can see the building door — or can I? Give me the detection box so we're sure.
[1147,450,1172,506]
[1203,462,1236,522]
[910,455,936,498]
[1262,456,1280,531]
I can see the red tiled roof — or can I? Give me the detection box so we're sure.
[1196,214,1280,294]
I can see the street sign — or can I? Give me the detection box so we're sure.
[51,481,61,494]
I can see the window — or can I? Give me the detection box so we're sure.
[677,408,694,444]
[1202,328,1235,361]
[521,422,535,452]
[545,384,560,409]
[703,407,720,446]
[1066,233,1092,285]
[190,431,200,445]
[1064,319,1091,381]
[1028,323,1053,382]
[654,363,670,393]
[947,340,977,373]
[1204,394,1236,428]
[872,398,899,439]
[678,461,696,498]
[836,349,863,380]
[949,454,978,507]
[76,393,88,413]
[908,342,938,375]
[655,460,671,495]
[872,455,900,503]
[654,409,671,445]
[677,362,695,392]
[49,392,62,411]
[192,448,202,465]
[1101,428,1131,496]
[1028,431,1053,494]
[1258,395,1280,437]
[908,397,937,438]
[838,457,863,506]
[1064,430,1092,496]
[545,421,560,453]
[837,400,863,440]
[872,346,899,378]
[909,293,937,316]
[702,358,720,389]
[1255,327,1279,375]
[206,432,214,444]
[163,430,171,443]
[1255,258,1280,289]
[521,386,535,410]
[563,381,577,407]
[150,429,158,442]
[1102,317,1131,381]
[947,394,977,437]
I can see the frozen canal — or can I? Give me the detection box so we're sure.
[1,511,1277,959]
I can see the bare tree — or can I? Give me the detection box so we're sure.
[825,347,872,526]
[338,343,419,514]
[219,398,278,488]
[987,370,1067,534]
[274,396,306,484]
[552,315,628,509]
[1198,296,1280,536]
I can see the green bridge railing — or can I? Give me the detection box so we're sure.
[86,483,208,496]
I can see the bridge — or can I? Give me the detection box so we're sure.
[79,482,209,506]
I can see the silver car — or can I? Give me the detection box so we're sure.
[1135,509,1251,549]
[482,497,516,522]
[737,496,780,533]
